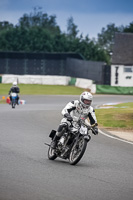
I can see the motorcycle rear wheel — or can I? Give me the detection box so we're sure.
[69,136,87,165]
[48,146,57,160]
[12,102,15,108]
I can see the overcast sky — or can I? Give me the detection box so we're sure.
[0,0,133,39]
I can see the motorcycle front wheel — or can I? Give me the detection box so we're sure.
[69,136,87,165]
[48,146,57,160]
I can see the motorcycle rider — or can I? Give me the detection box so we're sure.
[8,81,20,105]
[51,91,98,149]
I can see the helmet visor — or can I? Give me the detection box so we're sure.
[83,99,92,105]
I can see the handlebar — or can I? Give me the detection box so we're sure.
[67,116,98,134]
[72,118,95,129]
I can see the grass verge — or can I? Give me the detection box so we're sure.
[0,99,6,104]
[0,84,85,95]
[95,102,133,131]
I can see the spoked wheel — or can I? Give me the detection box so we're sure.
[48,146,57,160]
[69,136,87,165]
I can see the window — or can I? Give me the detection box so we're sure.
[124,66,133,73]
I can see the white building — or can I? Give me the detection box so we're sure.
[111,33,133,87]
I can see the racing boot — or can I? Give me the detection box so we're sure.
[51,135,60,149]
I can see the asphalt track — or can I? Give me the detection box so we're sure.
[0,95,133,200]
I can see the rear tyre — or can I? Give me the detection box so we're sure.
[48,146,57,160]
[12,102,15,109]
[69,136,87,165]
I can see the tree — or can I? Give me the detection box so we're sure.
[0,10,117,63]
[18,7,61,35]
[0,21,13,31]
[97,23,123,52]
[67,17,79,39]
[123,22,133,33]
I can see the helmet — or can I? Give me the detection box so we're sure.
[80,91,93,108]
[13,81,17,86]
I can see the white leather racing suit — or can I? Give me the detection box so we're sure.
[56,100,97,137]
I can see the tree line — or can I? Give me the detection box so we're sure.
[0,7,133,64]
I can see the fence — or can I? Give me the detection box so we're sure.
[0,52,110,85]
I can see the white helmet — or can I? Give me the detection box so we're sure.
[80,91,93,108]
[13,81,17,86]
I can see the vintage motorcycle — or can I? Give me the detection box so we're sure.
[10,93,18,109]
[46,118,97,165]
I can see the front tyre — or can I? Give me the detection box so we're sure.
[48,146,57,160]
[69,136,87,165]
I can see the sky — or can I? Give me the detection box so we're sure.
[0,0,133,39]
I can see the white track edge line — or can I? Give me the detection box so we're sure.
[99,129,133,145]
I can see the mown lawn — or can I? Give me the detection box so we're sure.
[95,102,133,131]
[0,84,84,95]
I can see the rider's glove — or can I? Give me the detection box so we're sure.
[64,113,73,121]
[92,127,98,135]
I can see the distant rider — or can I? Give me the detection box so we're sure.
[51,91,98,149]
[8,81,20,105]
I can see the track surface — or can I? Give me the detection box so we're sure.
[0,95,133,200]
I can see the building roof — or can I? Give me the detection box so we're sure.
[0,52,84,60]
[112,32,133,65]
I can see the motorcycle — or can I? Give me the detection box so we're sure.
[10,93,18,109]
[46,118,97,165]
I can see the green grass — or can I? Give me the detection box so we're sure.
[0,84,85,95]
[95,102,133,130]
[0,99,6,104]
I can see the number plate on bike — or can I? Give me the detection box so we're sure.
[80,126,88,135]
